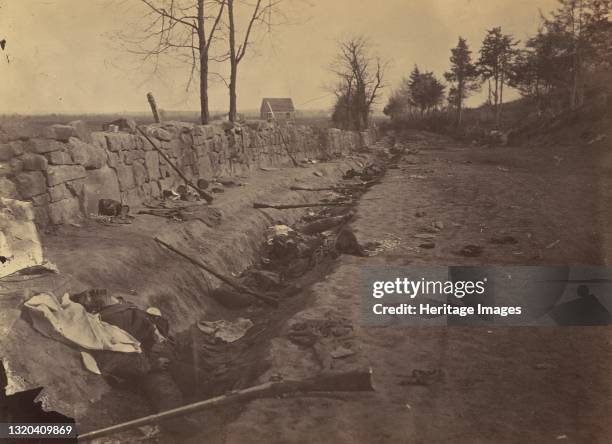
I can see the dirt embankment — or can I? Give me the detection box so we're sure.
[0,147,377,432]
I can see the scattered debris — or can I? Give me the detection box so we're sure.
[363,237,401,255]
[414,233,436,240]
[399,369,444,386]
[335,227,365,256]
[139,200,222,226]
[496,166,510,172]
[545,239,560,249]
[330,346,356,359]
[419,242,435,249]
[197,318,254,343]
[254,201,351,210]
[489,235,518,245]
[587,134,606,145]
[455,245,483,257]
[301,213,353,235]
[534,363,555,370]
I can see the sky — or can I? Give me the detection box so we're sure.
[0,0,559,114]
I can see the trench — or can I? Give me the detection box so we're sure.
[80,155,387,442]
[1,138,392,442]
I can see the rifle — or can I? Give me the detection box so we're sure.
[78,369,374,441]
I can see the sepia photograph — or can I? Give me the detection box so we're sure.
[0,0,611,442]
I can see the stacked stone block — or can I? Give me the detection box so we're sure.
[0,120,375,227]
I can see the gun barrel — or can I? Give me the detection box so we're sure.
[78,369,374,442]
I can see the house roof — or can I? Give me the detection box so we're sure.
[262,98,295,113]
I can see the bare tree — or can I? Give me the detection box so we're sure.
[121,0,226,124]
[331,36,385,130]
[226,0,285,122]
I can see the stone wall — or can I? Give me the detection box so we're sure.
[0,120,375,226]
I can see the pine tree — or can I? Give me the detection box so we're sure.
[477,27,519,126]
[444,37,480,126]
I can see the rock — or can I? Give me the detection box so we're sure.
[115,165,135,191]
[335,228,365,256]
[8,158,23,176]
[47,150,74,165]
[14,171,46,198]
[33,206,50,227]
[0,143,18,161]
[0,198,44,278]
[105,133,132,152]
[68,120,92,143]
[65,179,85,201]
[0,162,11,177]
[133,162,148,186]
[26,138,65,154]
[48,197,82,224]
[48,184,72,202]
[46,165,87,187]
[0,177,19,198]
[97,198,125,216]
[90,132,108,150]
[21,153,48,171]
[144,151,160,180]
[67,138,106,169]
[148,127,172,141]
[31,193,50,207]
[80,167,122,214]
[455,245,483,257]
[41,124,77,142]
[122,149,145,165]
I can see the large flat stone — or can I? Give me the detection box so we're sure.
[115,165,135,191]
[46,165,87,187]
[0,177,19,198]
[14,171,46,198]
[133,161,148,185]
[0,145,13,162]
[144,151,160,180]
[21,154,48,171]
[48,184,72,202]
[67,120,92,143]
[83,166,121,215]
[26,139,65,154]
[47,150,74,165]
[105,133,134,152]
[41,124,76,142]
[48,197,82,224]
[90,132,108,150]
[67,138,106,169]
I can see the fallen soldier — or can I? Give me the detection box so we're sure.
[69,289,199,435]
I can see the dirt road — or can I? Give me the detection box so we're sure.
[222,131,612,443]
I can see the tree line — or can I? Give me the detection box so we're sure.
[381,0,611,129]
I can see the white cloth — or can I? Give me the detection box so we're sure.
[24,292,142,353]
